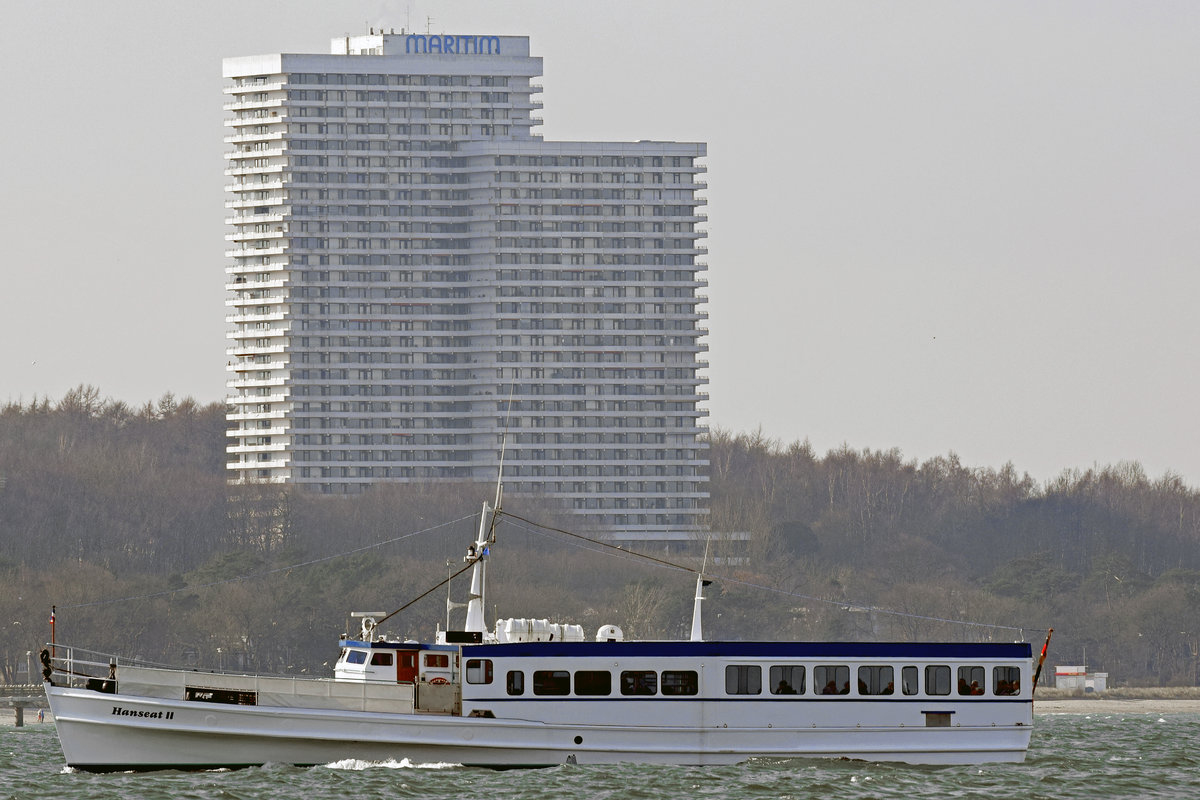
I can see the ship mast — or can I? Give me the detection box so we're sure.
[689,537,713,642]
[463,501,495,634]
[464,400,509,635]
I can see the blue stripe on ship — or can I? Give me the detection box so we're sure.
[461,641,1032,659]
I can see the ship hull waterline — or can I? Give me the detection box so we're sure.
[47,684,1032,771]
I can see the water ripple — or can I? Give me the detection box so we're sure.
[4,714,1200,800]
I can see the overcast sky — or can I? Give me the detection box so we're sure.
[2,1,1196,486]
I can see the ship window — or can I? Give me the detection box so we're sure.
[506,670,524,695]
[370,652,393,666]
[902,666,919,695]
[466,659,493,684]
[532,670,571,695]
[814,665,850,695]
[858,665,894,695]
[958,666,985,695]
[574,670,612,696]
[994,666,1021,696]
[424,653,449,668]
[925,665,951,695]
[346,650,367,664]
[725,665,761,695]
[770,665,804,694]
[661,670,698,696]
[620,670,657,696]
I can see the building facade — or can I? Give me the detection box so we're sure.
[223,33,709,541]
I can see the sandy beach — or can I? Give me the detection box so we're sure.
[1035,698,1200,714]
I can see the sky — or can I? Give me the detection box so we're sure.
[2,1,1197,486]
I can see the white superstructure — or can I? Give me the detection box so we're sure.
[223,33,709,542]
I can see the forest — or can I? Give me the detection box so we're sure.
[2,384,1199,687]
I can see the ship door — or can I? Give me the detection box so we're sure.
[396,650,418,683]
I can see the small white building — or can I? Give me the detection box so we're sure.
[1055,665,1108,692]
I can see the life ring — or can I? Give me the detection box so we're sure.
[429,677,449,686]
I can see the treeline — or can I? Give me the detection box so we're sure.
[706,428,1200,686]
[2,387,1199,686]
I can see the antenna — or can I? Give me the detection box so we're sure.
[493,382,516,510]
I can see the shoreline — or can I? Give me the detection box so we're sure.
[1035,697,1200,714]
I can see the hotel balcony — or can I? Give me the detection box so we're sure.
[227,359,287,372]
[227,326,289,341]
[223,80,286,95]
[227,391,290,405]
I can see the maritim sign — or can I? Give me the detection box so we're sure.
[405,34,502,55]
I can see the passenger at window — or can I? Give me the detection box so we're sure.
[776,679,796,695]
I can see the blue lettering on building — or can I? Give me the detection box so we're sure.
[405,35,501,55]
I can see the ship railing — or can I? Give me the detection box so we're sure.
[42,643,135,690]
[43,643,421,714]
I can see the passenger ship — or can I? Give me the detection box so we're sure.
[43,502,1035,771]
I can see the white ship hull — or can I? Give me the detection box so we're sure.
[47,680,1032,770]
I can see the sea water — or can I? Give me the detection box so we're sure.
[3,713,1199,800]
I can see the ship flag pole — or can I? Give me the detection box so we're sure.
[1031,628,1054,695]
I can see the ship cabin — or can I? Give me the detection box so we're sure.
[454,640,1034,728]
[334,639,459,685]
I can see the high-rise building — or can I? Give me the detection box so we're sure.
[223,33,709,542]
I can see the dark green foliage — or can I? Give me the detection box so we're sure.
[2,393,1200,686]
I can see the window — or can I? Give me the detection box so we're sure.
[994,666,1021,696]
[424,653,449,668]
[370,652,393,666]
[902,666,919,695]
[345,650,367,664]
[661,670,698,696]
[958,666,985,695]
[770,665,804,695]
[925,665,951,696]
[725,665,761,695]
[620,670,657,696]
[814,665,850,695]
[506,670,524,696]
[533,670,571,695]
[466,659,493,684]
[858,665,894,695]
[574,670,612,696]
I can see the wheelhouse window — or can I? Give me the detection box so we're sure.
[815,665,850,695]
[901,666,918,695]
[532,670,571,696]
[725,665,761,695]
[994,666,1021,696]
[465,659,493,684]
[620,670,657,696]
[661,670,698,696]
[370,652,393,666]
[424,653,449,668]
[858,665,894,695]
[345,650,367,664]
[770,665,804,695]
[506,670,524,696]
[574,670,612,696]
[925,665,951,696]
[958,666,985,695]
